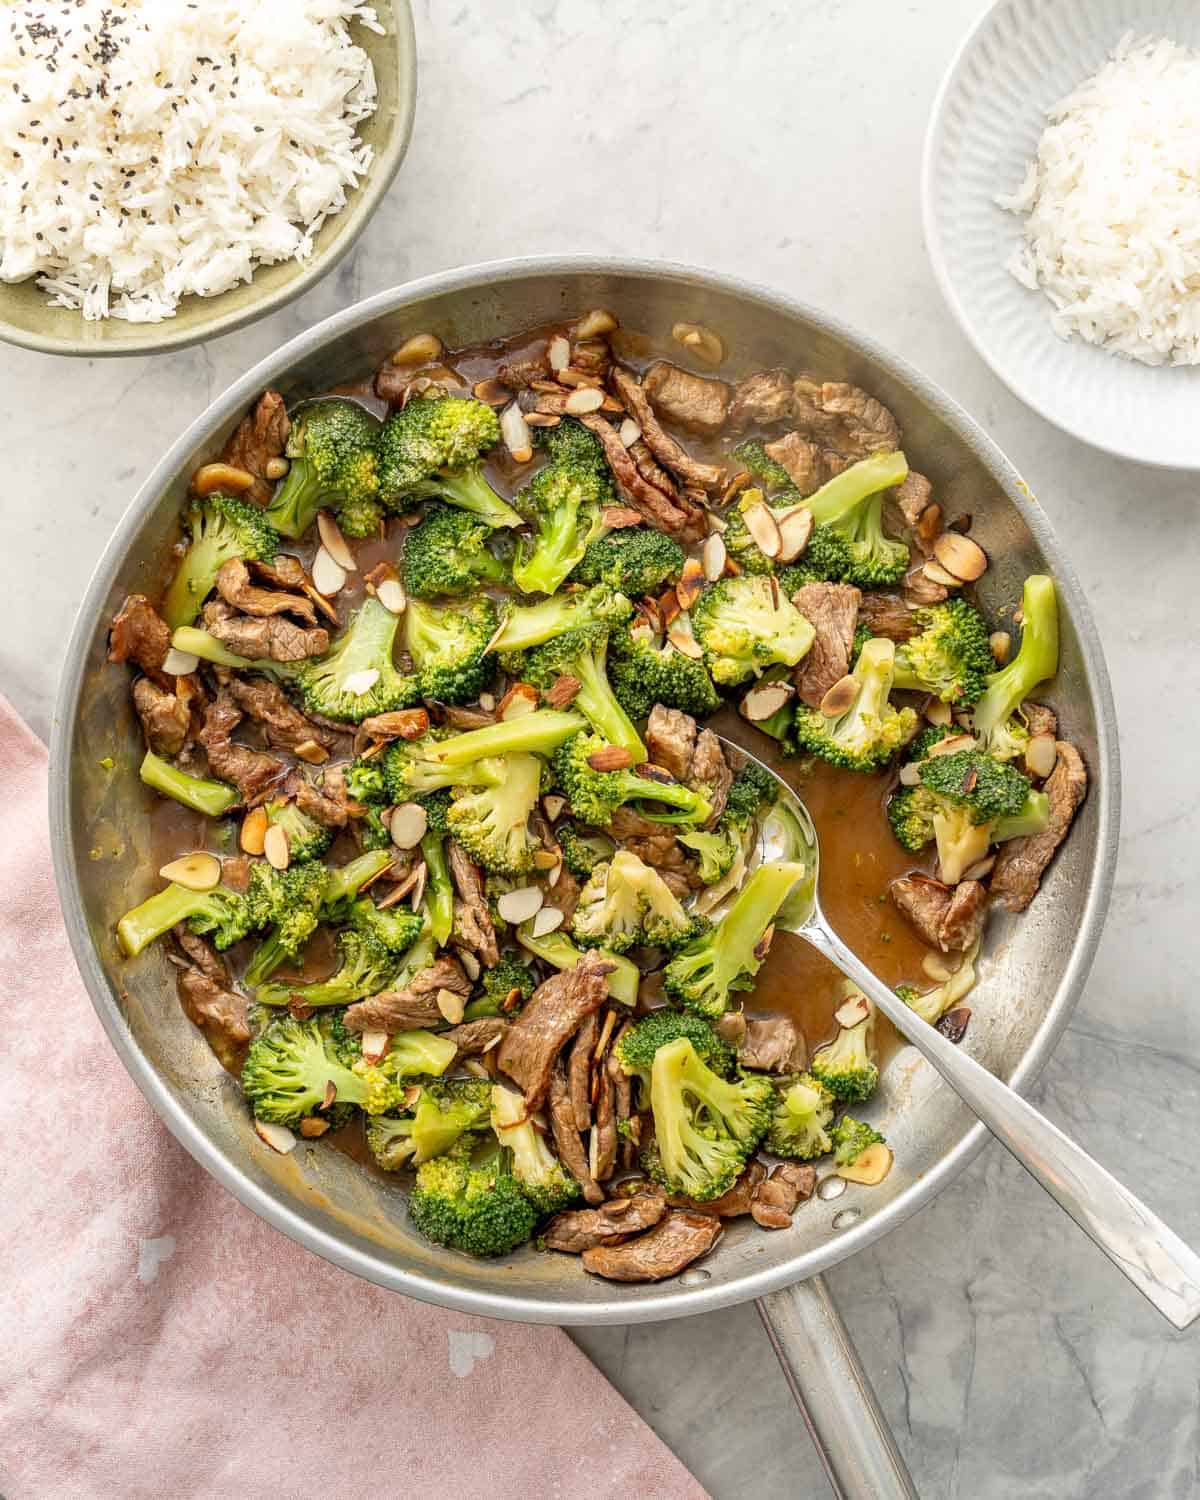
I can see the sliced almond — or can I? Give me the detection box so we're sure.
[360,1031,390,1063]
[265,457,290,482]
[702,533,727,581]
[898,762,922,787]
[254,1120,296,1154]
[564,386,604,416]
[989,630,1011,665]
[706,508,728,535]
[837,1142,893,1186]
[478,691,496,712]
[316,511,356,572]
[927,732,976,757]
[667,626,704,661]
[454,947,482,982]
[961,854,996,881]
[834,993,871,1028]
[587,744,634,771]
[263,823,290,871]
[342,667,381,697]
[922,951,954,983]
[436,987,466,1025]
[501,402,534,463]
[743,502,782,560]
[389,802,428,850]
[637,763,678,786]
[618,418,642,448]
[916,502,943,553]
[161,646,199,676]
[392,333,444,365]
[659,588,681,627]
[408,862,427,911]
[933,532,988,583]
[594,1008,618,1062]
[389,707,430,741]
[741,680,795,722]
[311,545,347,597]
[159,851,221,890]
[497,885,544,925]
[482,616,510,657]
[922,559,963,590]
[546,334,570,372]
[240,807,268,856]
[819,675,860,718]
[532,848,560,870]
[574,308,618,339]
[671,321,724,367]
[524,412,561,428]
[462,1058,490,1081]
[299,1117,330,1138]
[753,925,775,962]
[675,558,705,611]
[1025,733,1057,780]
[544,674,582,709]
[192,462,254,496]
[473,377,511,406]
[384,864,423,906]
[499,682,539,720]
[925,698,953,727]
[531,906,564,938]
[294,739,330,766]
[776,506,814,563]
[542,793,567,823]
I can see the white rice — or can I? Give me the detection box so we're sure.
[996,33,1200,367]
[0,0,381,322]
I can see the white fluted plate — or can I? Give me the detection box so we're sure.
[923,0,1200,469]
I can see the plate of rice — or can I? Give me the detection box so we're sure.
[0,0,415,357]
[924,0,1200,468]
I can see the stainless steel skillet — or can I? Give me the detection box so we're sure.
[49,258,1122,1496]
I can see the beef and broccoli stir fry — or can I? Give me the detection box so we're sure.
[107,310,1086,1283]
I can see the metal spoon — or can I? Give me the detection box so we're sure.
[719,734,1200,1332]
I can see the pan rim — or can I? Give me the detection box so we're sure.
[48,254,1121,1324]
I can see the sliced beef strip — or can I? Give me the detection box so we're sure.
[228,677,339,754]
[593,1065,618,1182]
[606,1042,634,1162]
[206,611,329,663]
[248,555,308,591]
[497,960,611,1111]
[220,390,289,505]
[447,839,499,968]
[578,413,707,542]
[1023,702,1058,740]
[197,691,286,807]
[817,381,900,455]
[668,1160,767,1217]
[288,767,351,830]
[543,1190,667,1253]
[581,1211,723,1282]
[109,594,171,678]
[715,1010,747,1049]
[568,1014,597,1132]
[549,1062,603,1205]
[990,742,1087,913]
[551,865,583,928]
[791,376,850,445]
[751,1163,817,1228]
[629,438,682,499]
[215,558,317,624]
[764,431,823,496]
[498,348,551,390]
[132,676,191,757]
[892,471,933,529]
[728,369,794,432]
[646,705,697,783]
[173,928,250,1070]
[607,808,705,894]
[344,956,470,1033]
[902,564,949,607]
[610,367,724,490]
[689,728,733,827]
[792,583,862,709]
[641,361,731,436]
[444,1017,509,1060]
[890,874,988,953]
[739,1015,807,1073]
[857,592,918,642]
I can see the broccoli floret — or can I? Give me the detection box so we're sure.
[367,1078,493,1170]
[887,749,1050,883]
[139,750,238,819]
[403,595,497,705]
[691,575,816,687]
[318,849,398,922]
[516,921,640,1006]
[117,876,268,958]
[464,957,537,1019]
[415,790,456,946]
[241,861,330,986]
[778,524,857,590]
[489,585,633,656]
[408,1139,538,1257]
[403,505,509,599]
[162,494,282,628]
[533,414,610,471]
[662,860,807,1019]
[348,897,425,958]
[796,451,911,589]
[295,596,421,724]
[675,827,741,885]
[810,996,879,1102]
[254,926,400,1009]
[377,396,522,528]
[264,798,334,864]
[574,528,685,597]
[790,637,918,772]
[242,1015,405,1127]
[971,575,1059,759]
[730,440,793,491]
[615,1009,734,1082]
[446,751,542,875]
[893,598,994,705]
[767,1074,837,1160]
[830,1115,885,1167]
[344,758,387,805]
[385,1029,460,1080]
[607,623,721,721]
[897,937,980,1025]
[492,1085,580,1214]
[572,849,703,952]
[382,737,507,800]
[677,762,779,884]
[364,1114,418,1171]
[264,399,382,540]
[644,1037,774,1202]
[511,451,612,597]
[553,731,713,829]
[520,624,646,761]
[554,821,615,881]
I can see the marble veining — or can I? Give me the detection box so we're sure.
[4,2,1197,1495]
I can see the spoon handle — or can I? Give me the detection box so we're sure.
[806,923,1200,1331]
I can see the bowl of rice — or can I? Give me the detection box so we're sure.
[0,0,415,358]
[924,0,1200,469]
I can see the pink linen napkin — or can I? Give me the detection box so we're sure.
[0,692,706,1500]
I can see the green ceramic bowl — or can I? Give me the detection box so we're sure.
[0,1,416,359]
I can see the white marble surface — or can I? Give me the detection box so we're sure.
[4,2,1199,1496]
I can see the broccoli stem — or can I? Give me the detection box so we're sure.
[263,459,322,539]
[713,860,808,963]
[574,652,646,763]
[420,830,455,946]
[244,931,288,987]
[972,575,1059,742]
[117,883,213,957]
[140,750,238,818]
[516,922,640,1005]
[417,469,523,529]
[170,626,259,672]
[491,596,593,654]
[322,849,396,909]
[430,710,587,766]
[804,450,909,526]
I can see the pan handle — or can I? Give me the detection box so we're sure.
[756,1275,918,1500]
